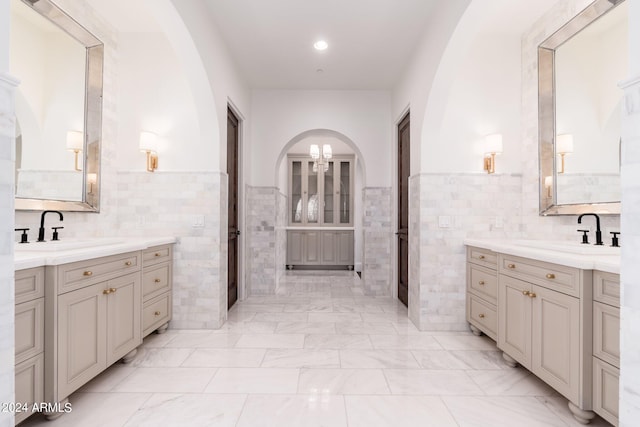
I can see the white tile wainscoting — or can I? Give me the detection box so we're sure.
[17,272,612,427]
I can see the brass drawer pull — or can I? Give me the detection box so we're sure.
[83,271,93,276]
[507,264,516,269]
[154,278,161,283]
[478,280,485,285]
[155,253,161,257]
[522,290,530,296]
[546,273,555,279]
[528,292,537,298]
[154,311,161,316]
[125,261,132,266]
[479,255,485,260]
[478,313,485,319]
[102,289,111,295]
[109,287,117,293]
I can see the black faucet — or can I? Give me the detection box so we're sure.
[577,213,603,246]
[37,210,64,242]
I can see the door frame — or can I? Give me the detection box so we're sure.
[227,100,245,302]
[393,105,411,302]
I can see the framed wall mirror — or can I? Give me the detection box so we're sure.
[11,0,103,212]
[538,0,626,215]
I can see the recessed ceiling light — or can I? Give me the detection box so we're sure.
[314,40,328,51]
[316,68,324,73]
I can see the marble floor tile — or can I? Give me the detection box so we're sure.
[112,367,217,393]
[307,312,364,322]
[536,395,612,426]
[261,349,341,368]
[335,321,398,335]
[304,333,373,349]
[298,368,390,394]
[361,312,411,323]
[230,303,285,313]
[164,331,242,348]
[123,393,246,427]
[384,369,484,395]
[235,333,305,349]
[442,396,569,427]
[210,320,277,334]
[345,396,458,427]
[434,334,498,351]
[77,364,137,392]
[181,348,266,367]
[275,321,336,334]
[412,350,508,370]
[204,368,299,394]
[19,392,151,427]
[138,331,178,348]
[466,368,557,396]
[236,394,348,427]
[340,349,421,369]
[130,347,194,367]
[369,334,442,350]
[283,302,333,312]
[252,312,309,322]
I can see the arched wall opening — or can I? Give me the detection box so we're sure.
[275,129,367,272]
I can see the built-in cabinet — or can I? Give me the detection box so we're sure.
[14,242,174,423]
[592,271,620,426]
[466,245,618,425]
[14,267,45,425]
[287,155,355,269]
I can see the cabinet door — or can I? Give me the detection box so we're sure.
[106,273,142,365]
[336,231,354,265]
[304,231,321,264]
[287,231,304,264]
[498,276,531,369]
[531,284,580,402]
[290,160,303,224]
[57,282,107,398]
[321,232,337,264]
[337,160,352,225]
[306,161,320,224]
[323,162,335,224]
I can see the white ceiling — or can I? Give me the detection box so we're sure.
[86,0,560,90]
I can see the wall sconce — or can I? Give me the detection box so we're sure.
[310,143,332,173]
[87,173,97,194]
[544,175,553,198]
[483,134,503,174]
[556,134,573,174]
[139,131,158,172]
[66,130,83,171]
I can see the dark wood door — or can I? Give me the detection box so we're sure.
[397,112,410,307]
[227,107,239,309]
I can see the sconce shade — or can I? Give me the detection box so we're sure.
[544,176,553,187]
[557,134,574,154]
[310,144,320,159]
[322,144,332,159]
[139,131,158,152]
[66,131,83,151]
[484,134,503,154]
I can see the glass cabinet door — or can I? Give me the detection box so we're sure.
[339,161,350,224]
[291,161,302,223]
[307,161,319,223]
[324,162,334,224]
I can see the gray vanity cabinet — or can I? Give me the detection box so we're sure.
[142,244,173,336]
[286,229,354,268]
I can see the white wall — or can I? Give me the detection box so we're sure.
[251,90,392,188]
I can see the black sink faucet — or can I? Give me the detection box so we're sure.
[38,210,64,242]
[577,213,603,246]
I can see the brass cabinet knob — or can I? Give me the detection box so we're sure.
[125,261,132,266]
[507,264,516,269]
[478,281,485,285]
[154,278,161,283]
[102,289,111,295]
[154,311,161,316]
[110,287,117,293]
[522,290,530,296]
[546,273,555,279]
[479,255,485,260]
[479,313,485,318]
[155,253,161,257]
[83,271,93,276]
[528,292,537,298]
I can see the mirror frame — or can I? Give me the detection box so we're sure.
[14,0,103,212]
[538,0,623,216]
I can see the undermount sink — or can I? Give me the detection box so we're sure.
[15,238,125,252]
[513,240,620,255]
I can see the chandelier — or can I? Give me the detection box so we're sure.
[310,144,332,172]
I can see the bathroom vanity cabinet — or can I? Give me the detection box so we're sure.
[14,267,45,425]
[142,244,173,336]
[465,241,620,425]
[286,229,354,269]
[592,271,620,426]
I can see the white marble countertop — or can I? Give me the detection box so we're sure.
[14,236,177,270]
[464,238,620,274]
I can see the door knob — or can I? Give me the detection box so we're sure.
[236,230,241,236]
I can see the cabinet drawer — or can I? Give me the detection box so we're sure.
[499,254,580,297]
[468,264,497,303]
[143,263,171,301]
[594,301,620,368]
[143,245,172,266]
[594,271,620,308]
[467,246,497,269]
[15,267,44,304]
[593,357,619,426]
[468,294,497,340]
[57,251,141,294]
[143,293,172,336]
[15,353,44,424]
[15,298,44,364]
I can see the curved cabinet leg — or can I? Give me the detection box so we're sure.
[469,324,482,336]
[43,398,69,420]
[568,402,595,425]
[502,352,518,368]
[156,322,169,334]
[121,348,138,364]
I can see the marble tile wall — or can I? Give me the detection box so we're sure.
[246,186,278,295]
[115,171,226,329]
[619,75,640,425]
[0,72,18,427]
[362,187,393,296]
[413,173,523,331]
[275,191,287,288]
